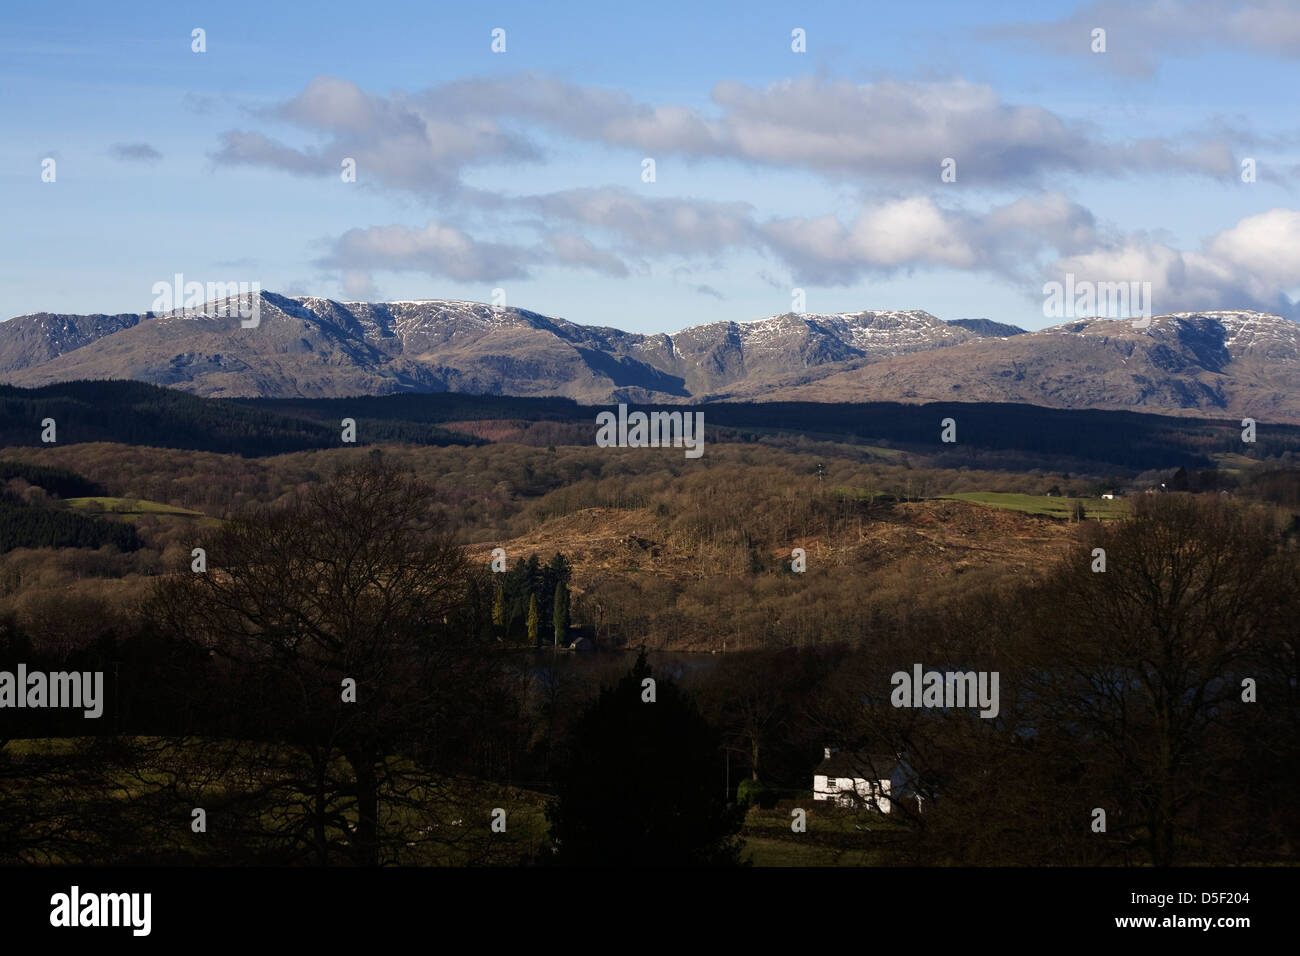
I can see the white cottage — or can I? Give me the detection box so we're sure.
[812,748,914,813]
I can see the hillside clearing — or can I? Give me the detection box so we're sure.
[62,496,215,523]
[938,492,1129,520]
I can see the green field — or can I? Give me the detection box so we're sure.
[1210,452,1265,475]
[3,735,550,865]
[739,802,908,866]
[62,496,217,524]
[7,737,903,866]
[938,492,1130,520]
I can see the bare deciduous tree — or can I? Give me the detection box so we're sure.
[147,456,498,865]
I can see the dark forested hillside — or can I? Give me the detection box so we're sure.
[0,498,141,552]
[0,380,478,455]
[0,460,106,497]
[247,393,1300,472]
[1,381,1295,472]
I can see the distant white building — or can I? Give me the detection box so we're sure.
[812,748,917,813]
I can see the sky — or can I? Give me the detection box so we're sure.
[1,0,1298,332]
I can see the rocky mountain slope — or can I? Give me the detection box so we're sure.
[2,294,1297,421]
[0,295,991,401]
[766,310,1300,421]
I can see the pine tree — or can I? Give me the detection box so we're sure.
[553,581,570,647]
[526,554,542,595]
[526,593,540,647]
[506,558,529,624]
[547,552,571,585]
[492,583,506,630]
[542,651,746,865]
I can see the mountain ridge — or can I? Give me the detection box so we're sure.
[2,293,1298,422]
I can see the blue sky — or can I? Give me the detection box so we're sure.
[2,0,1298,331]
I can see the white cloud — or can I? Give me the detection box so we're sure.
[543,233,630,277]
[1050,208,1300,317]
[319,220,633,285]
[212,75,538,194]
[340,270,380,301]
[529,189,757,253]
[1207,208,1300,288]
[109,142,162,163]
[213,73,1241,193]
[997,0,1300,75]
[321,221,534,282]
[762,193,1098,284]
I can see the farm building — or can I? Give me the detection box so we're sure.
[813,748,919,813]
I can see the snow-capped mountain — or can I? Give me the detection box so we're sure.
[0,294,991,402]
[771,310,1300,420]
[2,293,1298,421]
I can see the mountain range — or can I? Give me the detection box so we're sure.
[3,292,1299,422]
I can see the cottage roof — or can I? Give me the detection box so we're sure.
[816,751,900,779]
